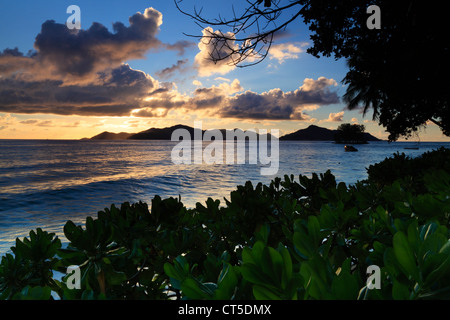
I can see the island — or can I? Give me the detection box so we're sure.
[280,124,380,142]
[87,125,276,141]
[85,124,381,142]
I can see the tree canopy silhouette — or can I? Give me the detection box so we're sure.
[334,123,367,144]
[175,0,449,141]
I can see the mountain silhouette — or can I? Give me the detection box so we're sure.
[128,124,200,140]
[88,125,274,140]
[280,125,381,142]
[88,131,133,140]
[87,124,381,141]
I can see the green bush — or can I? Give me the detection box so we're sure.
[367,146,450,193]
[1,149,449,300]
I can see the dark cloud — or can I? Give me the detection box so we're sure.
[132,77,340,121]
[34,8,163,78]
[155,59,189,79]
[218,90,306,120]
[0,64,158,116]
[217,78,340,120]
[0,8,166,117]
[164,40,196,56]
[0,48,24,57]
[0,48,35,75]
[19,119,39,125]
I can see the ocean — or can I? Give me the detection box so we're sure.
[1,139,449,255]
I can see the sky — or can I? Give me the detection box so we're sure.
[0,0,448,141]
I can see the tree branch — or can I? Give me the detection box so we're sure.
[174,0,308,67]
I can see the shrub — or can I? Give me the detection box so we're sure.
[1,149,449,300]
[366,146,450,193]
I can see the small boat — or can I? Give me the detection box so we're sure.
[345,145,358,152]
[404,147,419,150]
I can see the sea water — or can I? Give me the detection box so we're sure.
[1,139,448,255]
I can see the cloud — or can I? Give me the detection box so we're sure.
[0,8,171,117]
[19,119,53,127]
[300,77,338,91]
[63,121,81,128]
[322,111,345,122]
[132,107,170,118]
[36,120,53,127]
[33,7,164,81]
[164,40,196,56]
[218,89,310,120]
[0,64,160,116]
[0,48,36,76]
[268,42,307,64]
[0,113,17,129]
[133,77,339,121]
[194,27,241,77]
[155,59,189,79]
[214,77,231,82]
[218,77,339,120]
[19,119,39,125]
[0,10,340,122]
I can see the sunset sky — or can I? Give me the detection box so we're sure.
[0,0,448,141]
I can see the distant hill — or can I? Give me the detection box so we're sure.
[280,125,336,141]
[129,124,201,140]
[89,131,133,140]
[280,125,381,142]
[130,125,275,140]
[86,124,381,142]
[88,125,275,141]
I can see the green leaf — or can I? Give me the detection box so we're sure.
[407,221,420,253]
[307,216,321,246]
[262,246,283,285]
[181,278,214,299]
[331,272,359,300]
[254,224,270,245]
[252,285,282,300]
[63,221,82,244]
[164,263,182,281]
[240,264,269,287]
[278,244,292,289]
[13,286,52,300]
[393,231,420,281]
[423,240,450,286]
[299,257,331,299]
[105,269,127,286]
[392,280,410,300]
[215,263,238,299]
[293,230,315,259]
[331,259,359,300]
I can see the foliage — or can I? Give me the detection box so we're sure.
[302,0,448,140]
[334,123,367,144]
[1,149,450,300]
[0,229,61,299]
[367,147,450,193]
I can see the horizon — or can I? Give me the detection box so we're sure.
[1,1,449,142]
[2,123,450,142]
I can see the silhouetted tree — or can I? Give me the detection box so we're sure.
[334,123,367,144]
[175,0,449,141]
